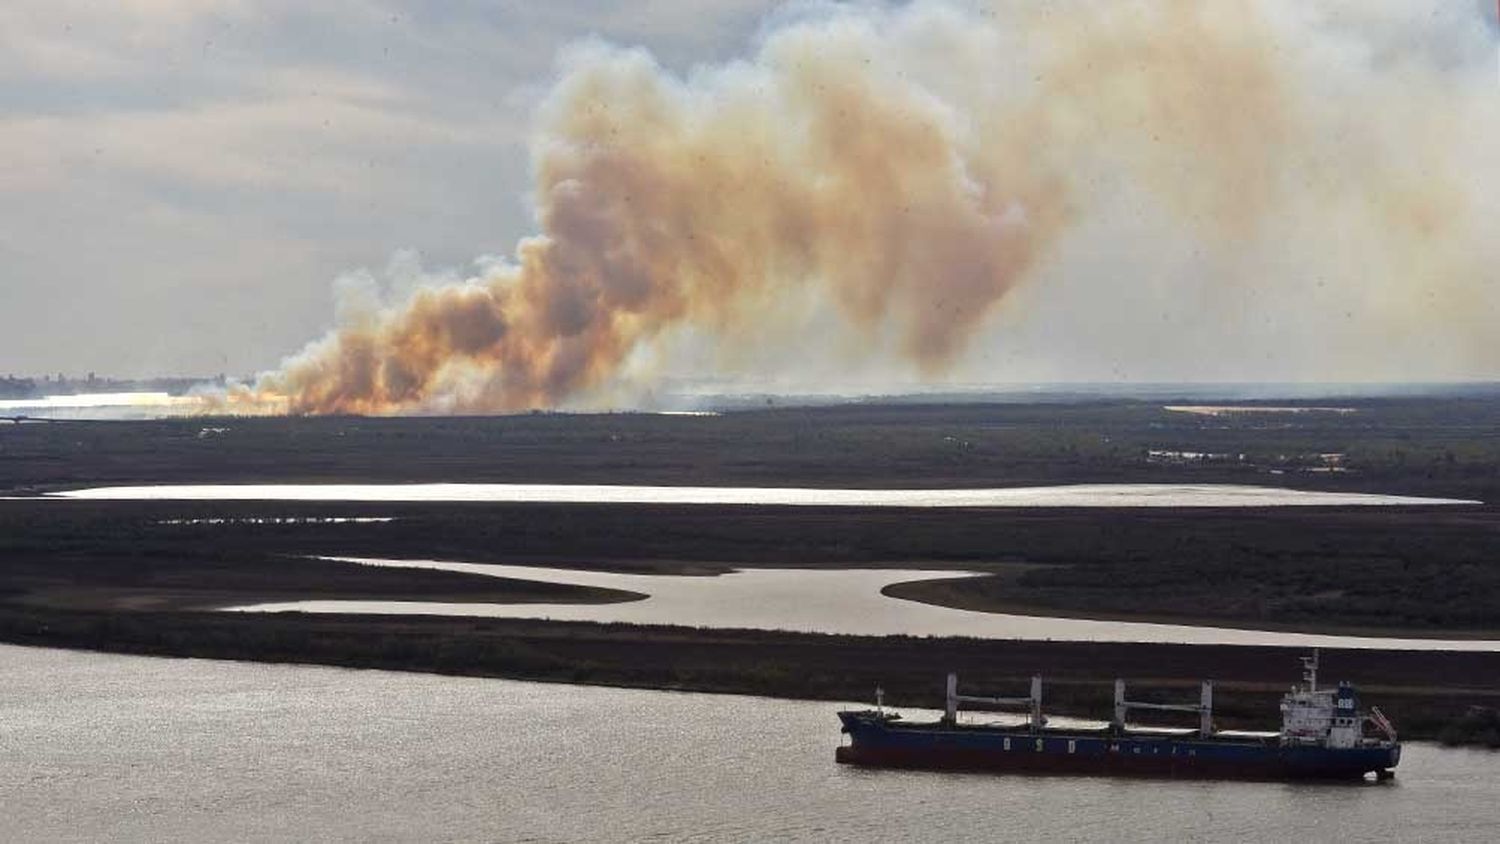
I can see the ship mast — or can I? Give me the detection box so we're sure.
[1301,649,1319,693]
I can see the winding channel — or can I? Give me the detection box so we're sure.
[226,558,1500,652]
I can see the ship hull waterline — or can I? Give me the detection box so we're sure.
[837,717,1400,781]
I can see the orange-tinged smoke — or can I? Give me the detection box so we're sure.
[258,14,1078,414]
[247,0,1499,414]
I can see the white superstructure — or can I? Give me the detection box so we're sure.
[1279,650,1397,749]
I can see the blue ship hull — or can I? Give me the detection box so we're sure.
[837,712,1401,781]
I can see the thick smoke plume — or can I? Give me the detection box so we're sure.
[250,0,1500,414]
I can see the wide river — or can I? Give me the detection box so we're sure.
[3,644,1495,842]
[227,558,1500,652]
[47,482,1477,507]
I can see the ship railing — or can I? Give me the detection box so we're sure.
[1113,679,1214,738]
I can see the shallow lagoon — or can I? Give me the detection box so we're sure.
[51,481,1477,507]
[227,558,1500,652]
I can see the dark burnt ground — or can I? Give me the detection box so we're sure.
[4,499,1499,632]
[4,398,1499,499]
[3,399,1500,742]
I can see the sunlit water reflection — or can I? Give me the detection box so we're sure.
[2,645,1495,842]
[226,558,1500,652]
[49,482,1477,506]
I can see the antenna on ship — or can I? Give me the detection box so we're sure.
[1301,649,1320,692]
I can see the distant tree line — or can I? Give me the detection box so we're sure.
[0,373,225,399]
[0,376,39,398]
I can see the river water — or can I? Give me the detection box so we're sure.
[226,558,1500,652]
[47,482,1477,507]
[2,645,1494,842]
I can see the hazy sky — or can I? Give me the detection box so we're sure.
[3,1,776,379]
[4,1,1498,388]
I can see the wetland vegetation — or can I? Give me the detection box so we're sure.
[3,397,1499,742]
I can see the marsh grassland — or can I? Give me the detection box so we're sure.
[4,398,1500,740]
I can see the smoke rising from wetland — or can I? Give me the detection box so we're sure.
[246,1,1500,414]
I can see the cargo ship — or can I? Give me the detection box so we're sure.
[836,651,1400,780]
